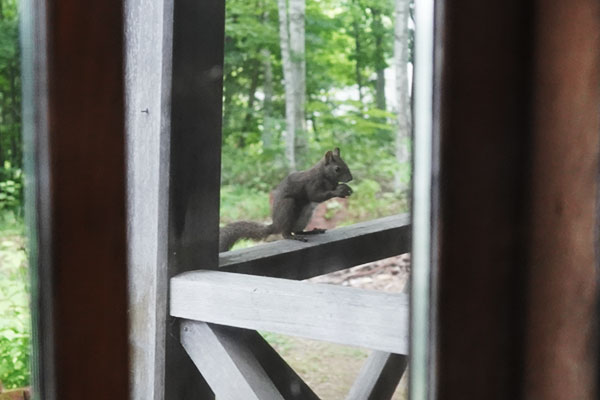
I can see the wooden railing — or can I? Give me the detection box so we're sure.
[170,214,411,399]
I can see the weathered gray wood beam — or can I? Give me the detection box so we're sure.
[171,271,409,354]
[180,320,284,400]
[346,279,410,399]
[236,328,321,400]
[346,351,408,400]
[220,214,411,280]
[124,0,173,398]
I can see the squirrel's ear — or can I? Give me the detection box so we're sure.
[333,147,340,156]
[325,151,333,164]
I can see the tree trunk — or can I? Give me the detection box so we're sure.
[376,69,386,110]
[310,111,318,137]
[372,8,386,111]
[289,0,307,160]
[352,0,364,104]
[261,48,275,149]
[8,67,21,168]
[354,30,364,104]
[242,62,260,135]
[277,0,296,170]
[0,106,4,164]
[222,70,233,134]
[393,0,411,193]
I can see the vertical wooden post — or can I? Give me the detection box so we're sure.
[21,1,130,399]
[525,0,600,398]
[434,1,534,398]
[430,0,600,398]
[165,0,225,398]
[124,0,174,399]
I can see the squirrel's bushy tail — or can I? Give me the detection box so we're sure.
[219,221,275,252]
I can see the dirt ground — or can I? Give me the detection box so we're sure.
[265,254,411,400]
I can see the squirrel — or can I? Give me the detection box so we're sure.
[219,147,353,252]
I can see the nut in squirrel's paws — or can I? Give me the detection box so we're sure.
[337,183,353,198]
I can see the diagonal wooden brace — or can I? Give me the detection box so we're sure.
[181,321,320,400]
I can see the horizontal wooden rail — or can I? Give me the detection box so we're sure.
[171,270,409,354]
[219,214,411,280]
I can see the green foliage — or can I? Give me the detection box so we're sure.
[220,184,272,224]
[346,178,407,221]
[221,0,414,225]
[0,2,29,388]
[0,0,23,178]
[260,331,295,353]
[0,161,23,214]
[0,207,23,235]
[0,218,30,389]
[0,0,24,217]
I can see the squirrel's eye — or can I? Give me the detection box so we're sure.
[335,166,341,172]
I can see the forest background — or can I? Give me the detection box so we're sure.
[0,0,413,389]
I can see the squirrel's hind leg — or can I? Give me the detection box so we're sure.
[283,232,309,242]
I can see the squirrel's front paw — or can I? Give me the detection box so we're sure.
[336,183,353,198]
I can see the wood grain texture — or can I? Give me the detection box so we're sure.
[124,0,172,399]
[435,0,600,399]
[21,1,130,399]
[525,0,600,398]
[181,320,284,400]
[346,351,408,400]
[171,271,409,354]
[220,214,411,280]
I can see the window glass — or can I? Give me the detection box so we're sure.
[219,0,416,397]
[0,0,31,395]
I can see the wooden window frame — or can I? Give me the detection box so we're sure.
[21,1,130,399]
[417,0,600,399]
[21,0,599,398]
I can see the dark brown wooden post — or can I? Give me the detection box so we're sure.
[524,0,600,398]
[21,1,130,399]
[434,1,534,398]
[165,0,225,398]
[431,0,600,398]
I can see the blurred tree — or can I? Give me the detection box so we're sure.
[289,0,307,162]
[0,0,23,214]
[370,4,387,111]
[394,0,411,193]
[277,0,296,170]
[277,0,307,171]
